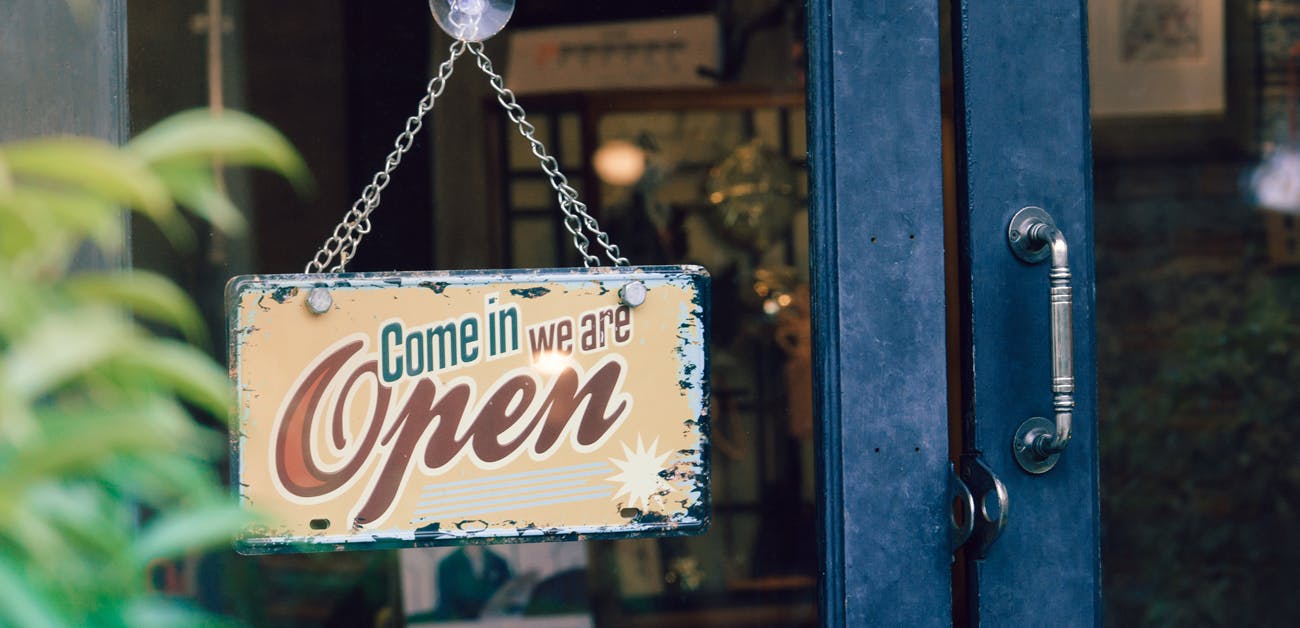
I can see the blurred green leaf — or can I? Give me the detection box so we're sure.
[125,597,240,628]
[98,450,228,508]
[0,306,134,402]
[0,108,306,626]
[0,556,69,628]
[108,338,234,419]
[0,141,195,249]
[0,394,38,450]
[128,109,312,193]
[0,205,46,265]
[0,273,39,331]
[152,163,247,235]
[0,152,13,195]
[0,512,81,583]
[65,271,208,346]
[1,137,171,217]
[0,401,179,485]
[0,187,128,261]
[132,504,252,568]
[27,483,131,563]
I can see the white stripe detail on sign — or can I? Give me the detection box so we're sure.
[419,461,611,492]
[411,486,614,523]
[417,466,614,502]
[416,478,594,510]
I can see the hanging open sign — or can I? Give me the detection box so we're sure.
[228,266,709,554]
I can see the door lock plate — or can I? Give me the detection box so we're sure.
[957,454,1009,559]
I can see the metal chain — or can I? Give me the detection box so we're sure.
[466,42,629,267]
[304,35,629,273]
[304,40,467,273]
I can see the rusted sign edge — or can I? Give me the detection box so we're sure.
[227,265,711,554]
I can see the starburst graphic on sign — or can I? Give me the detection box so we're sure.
[607,435,673,511]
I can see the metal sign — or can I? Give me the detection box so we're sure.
[228,266,709,554]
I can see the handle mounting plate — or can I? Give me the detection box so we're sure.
[1008,206,1055,263]
[1013,416,1061,474]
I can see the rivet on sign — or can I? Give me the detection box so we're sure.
[306,287,333,315]
[619,280,647,308]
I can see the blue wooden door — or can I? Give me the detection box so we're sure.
[809,0,1100,625]
[951,0,1100,625]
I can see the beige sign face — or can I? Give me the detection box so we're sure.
[228,266,709,554]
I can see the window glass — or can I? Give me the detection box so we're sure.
[127,1,816,625]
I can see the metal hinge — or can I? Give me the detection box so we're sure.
[949,455,1009,559]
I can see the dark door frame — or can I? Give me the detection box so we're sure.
[809,1,1100,625]
[807,1,954,625]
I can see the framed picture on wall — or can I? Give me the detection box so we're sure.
[1091,0,1225,117]
[1089,0,1255,160]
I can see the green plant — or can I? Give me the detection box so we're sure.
[1101,269,1300,627]
[0,109,307,626]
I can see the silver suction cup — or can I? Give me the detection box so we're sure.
[430,0,514,42]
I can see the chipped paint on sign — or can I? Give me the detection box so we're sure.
[227,266,710,554]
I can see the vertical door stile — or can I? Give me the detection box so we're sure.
[808,1,952,625]
[951,0,1101,624]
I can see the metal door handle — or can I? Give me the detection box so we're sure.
[1007,206,1074,474]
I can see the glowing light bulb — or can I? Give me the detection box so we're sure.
[593,140,647,187]
[1251,148,1300,214]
